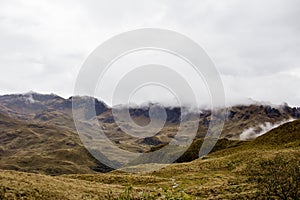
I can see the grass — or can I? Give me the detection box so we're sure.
[0,119,299,199]
[1,149,299,199]
[245,153,300,199]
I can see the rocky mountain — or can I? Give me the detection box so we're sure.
[0,92,108,121]
[0,92,299,175]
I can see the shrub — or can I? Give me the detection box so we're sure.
[246,154,300,200]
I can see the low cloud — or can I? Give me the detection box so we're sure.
[239,119,295,140]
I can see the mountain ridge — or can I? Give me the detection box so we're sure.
[0,92,299,175]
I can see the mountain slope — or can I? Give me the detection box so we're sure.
[0,92,300,176]
[1,119,299,199]
[251,119,300,147]
[0,112,102,175]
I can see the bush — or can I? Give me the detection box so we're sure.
[246,154,300,200]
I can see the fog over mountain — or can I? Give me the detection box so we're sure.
[0,0,300,106]
[1,1,300,199]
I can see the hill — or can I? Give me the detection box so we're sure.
[0,92,300,175]
[0,112,105,175]
[0,119,299,199]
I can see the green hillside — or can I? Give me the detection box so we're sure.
[1,120,299,199]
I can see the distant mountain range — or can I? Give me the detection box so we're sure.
[0,105,299,199]
[0,92,299,175]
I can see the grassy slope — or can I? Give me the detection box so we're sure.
[0,120,299,199]
[0,113,99,175]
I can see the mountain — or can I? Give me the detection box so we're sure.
[0,112,106,175]
[1,118,299,199]
[0,92,299,175]
[0,92,108,121]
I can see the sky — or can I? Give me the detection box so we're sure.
[0,0,300,107]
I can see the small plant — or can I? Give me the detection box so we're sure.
[0,186,6,199]
[116,184,191,200]
[106,190,113,200]
[246,154,300,200]
[118,185,134,200]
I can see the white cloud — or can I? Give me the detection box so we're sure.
[0,0,299,106]
[240,119,295,140]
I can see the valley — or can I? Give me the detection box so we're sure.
[0,93,299,199]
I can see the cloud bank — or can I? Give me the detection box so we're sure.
[0,0,300,106]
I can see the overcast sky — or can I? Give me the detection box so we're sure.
[0,0,300,106]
